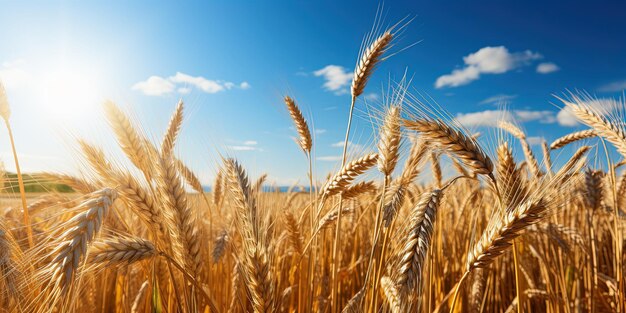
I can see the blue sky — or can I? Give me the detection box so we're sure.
[0,1,625,185]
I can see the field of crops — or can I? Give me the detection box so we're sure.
[0,17,624,313]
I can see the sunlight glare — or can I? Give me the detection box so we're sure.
[41,65,102,120]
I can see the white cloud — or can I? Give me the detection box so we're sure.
[314,65,352,94]
[556,98,618,126]
[526,136,545,146]
[330,141,360,149]
[315,129,327,134]
[132,76,175,96]
[536,62,559,74]
[0,59,31,89]
[178,87,192,94]
[435,46,542,88]
[435,66,480,88]
[479,94,517,105]
[317,155,342,162]
[455,109,556,127]
[556,107,578,127]
[229,145,257,151]
[515,110,556,123]
[456,110,514,127]
[599,80,626,92]
[243,140,257,145]
[170,72,225,93]
[364,93,379,101]
[133,72,250,96]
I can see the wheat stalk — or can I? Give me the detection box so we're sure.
[130,281,149,313]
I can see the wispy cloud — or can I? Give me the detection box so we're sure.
[315,129,327,135]
[314,65,352,95]
[364,93,379,101]
[229,145,257,151]
[435,46,542,88]
[228,140,261,151]
[317,155,342,162]
[479,94,517,105]
[598,80,626,92]
[455,109,556,127]
[526,136,545,146]
[331,141,360,149]
[536,62,559,74]
[133,72,250,96]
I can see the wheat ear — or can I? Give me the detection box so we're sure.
[89,236,156,267]
[175,157,204,194]
[156,155,202,276]
[380,276,402,313]
[322,153,379,197]
[341,288,365,313]
[378,106,402,176]
[498,121,541,178]
[103,101,154,177]
[161,99,184,157]
[394,189,442,293]
[563,99,626,158]
[404,119,495,181]
[212,229,229,263]
[352,31,393,99]
[550,129,597,150]
[284,96,312,153]
[343,181,377,199]
[225,159,274,313]
[497,142,526,209]
[48,188,117,292]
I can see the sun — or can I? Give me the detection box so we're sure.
[40,65,103,120]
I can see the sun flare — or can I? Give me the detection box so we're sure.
[40,65,102,120]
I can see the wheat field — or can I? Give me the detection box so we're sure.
[0,21,624,313]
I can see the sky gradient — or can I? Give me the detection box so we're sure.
[1,1,625,185]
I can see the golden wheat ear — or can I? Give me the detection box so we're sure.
[559,95,626,158]
[404,119,495,182]
[284,96,312,154]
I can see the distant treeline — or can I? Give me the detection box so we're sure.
[2,173,74,193]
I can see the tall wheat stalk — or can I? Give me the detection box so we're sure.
[0,82,33,248]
